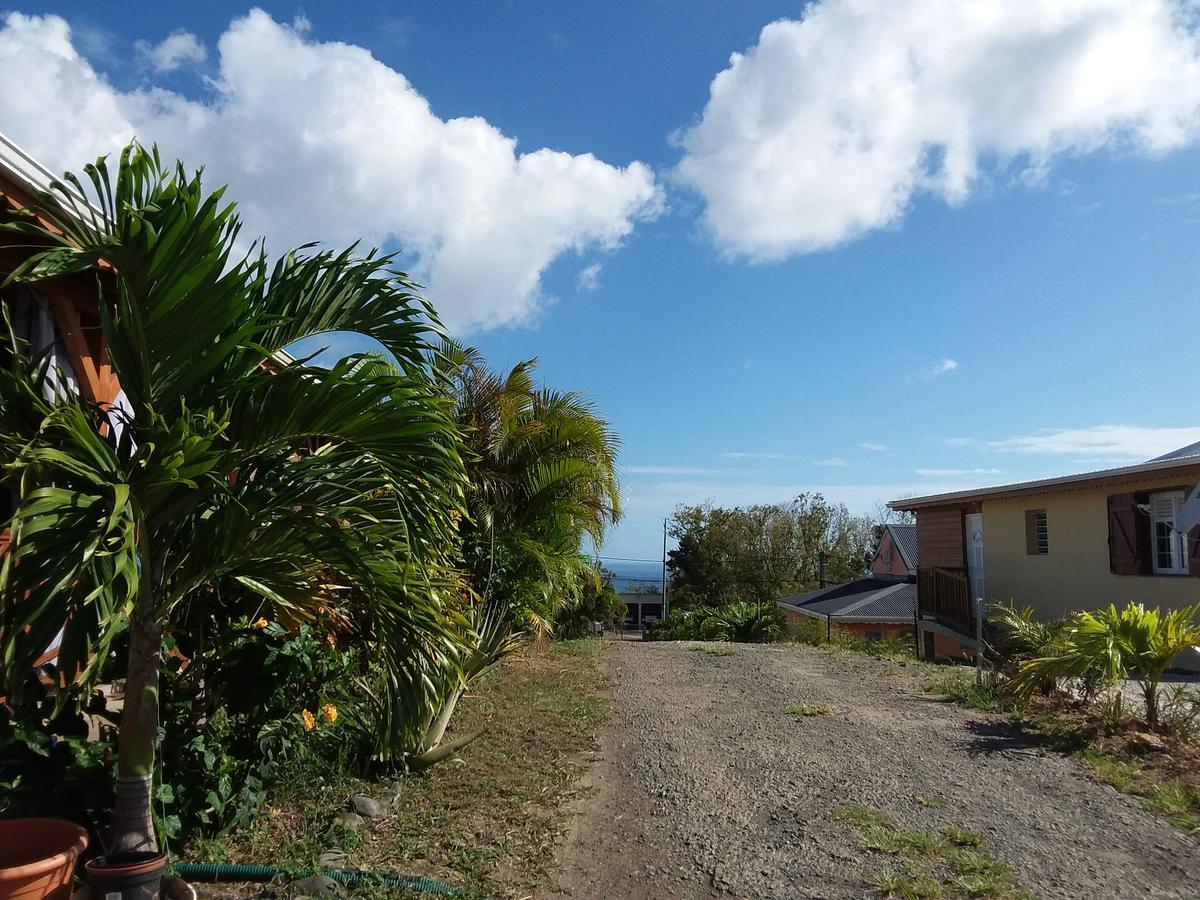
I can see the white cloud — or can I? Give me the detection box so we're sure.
[915,358,958,380]
[576,262,602,292]
[990,425,1200,459]
[624,465,722,476]
[915,467,1005,477]
[721,451,794,460]
[814,457,848,467]
[676,0,1200,260]
[0,10,662,333]
[858,442,887,452]
[943,437,975,447]
[136,29,206,72]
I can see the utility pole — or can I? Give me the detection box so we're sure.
[661,517,668,618]
[818,550,828,589]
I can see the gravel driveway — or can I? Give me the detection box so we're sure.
[545,641,1200,899]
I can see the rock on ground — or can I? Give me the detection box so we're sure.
[544,641,1200,899]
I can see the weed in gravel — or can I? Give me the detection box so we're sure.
[786,704,832,717]
[947,850,1030,898]
[915,795,946,809]
[924,668,1003,711]
[687,644,737,657]
[871,861,944,899]
[940,826,982,847]
[833,802,896,830]
[836,803,1027,899]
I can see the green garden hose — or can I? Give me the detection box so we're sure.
[171,861,460,895]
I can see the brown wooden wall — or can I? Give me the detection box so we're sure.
[916,507,966,570]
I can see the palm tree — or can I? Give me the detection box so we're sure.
[0,146,467,857]
[435,343,622,633]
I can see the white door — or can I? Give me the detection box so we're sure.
[965,513,986,604]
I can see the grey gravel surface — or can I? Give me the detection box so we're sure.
[546,641,1200,899]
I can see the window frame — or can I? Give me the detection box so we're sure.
[1149,491,1188,575]
[1025,508,1049,555]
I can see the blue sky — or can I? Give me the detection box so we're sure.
[6,1,1200,560]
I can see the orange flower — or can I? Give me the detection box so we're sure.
[253,617,269,629]
[302,709,316,732]
[320,703,338,724]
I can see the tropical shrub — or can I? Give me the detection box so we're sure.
[989,602,1070,696]
[555,568,627,639]
[644,603,784,643]
[1010,602,1200,729]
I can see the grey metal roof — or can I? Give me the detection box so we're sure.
[885,523,918,570]
[1152,441,1200,462]
[779,578,916,623]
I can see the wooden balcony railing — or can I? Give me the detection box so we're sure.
[916,566,974,634]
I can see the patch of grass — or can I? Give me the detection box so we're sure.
[834,802,1027,899]
[833,802,896,830]
[924,668,1003,711]
[871,861,944,899]
[1080,750,1139,790]
[785,704,832,717]
[915,794,946,809]
[687,643,737,656]
[940,826,981,847]
[198,639,609,899]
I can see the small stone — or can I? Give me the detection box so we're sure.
[334,811,364,830]
[318,847,346,870]
[1129,731,1167,754]
[290,874,339,897]
[349,794,383,818]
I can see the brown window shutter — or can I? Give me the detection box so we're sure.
[1107,493,1147,575]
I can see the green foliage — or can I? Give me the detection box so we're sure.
[666,494,876,610]
[1010,602,1200,728]
[644,602,785,643]
[157,617,360,840]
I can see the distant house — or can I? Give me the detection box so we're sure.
[890,444,1200,668]
[778,524,918,642]
[622,591,664,629]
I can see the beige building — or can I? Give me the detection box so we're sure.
[891,443,1200,667]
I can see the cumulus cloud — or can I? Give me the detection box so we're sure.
[136,29,206,72]
[576,262,602,292]
[990,425,1200,459]
[676,0,1200,259]
[814,457,848,467]
[721,451,794,460]
[0,10,662,332]
[915,467,1005,477]
[914,358,958,380]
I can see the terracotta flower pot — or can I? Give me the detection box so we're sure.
[0,817,88,900]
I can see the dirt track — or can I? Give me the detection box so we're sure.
[544,641,1200,899]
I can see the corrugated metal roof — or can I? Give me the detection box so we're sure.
[891,452,1200,510]
[1152,440,1200,462]
[886,523,917,570]
[779,578,916,622]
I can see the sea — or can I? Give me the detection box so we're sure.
[601,558,665,594]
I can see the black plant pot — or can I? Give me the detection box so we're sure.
[84,851,167,900]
